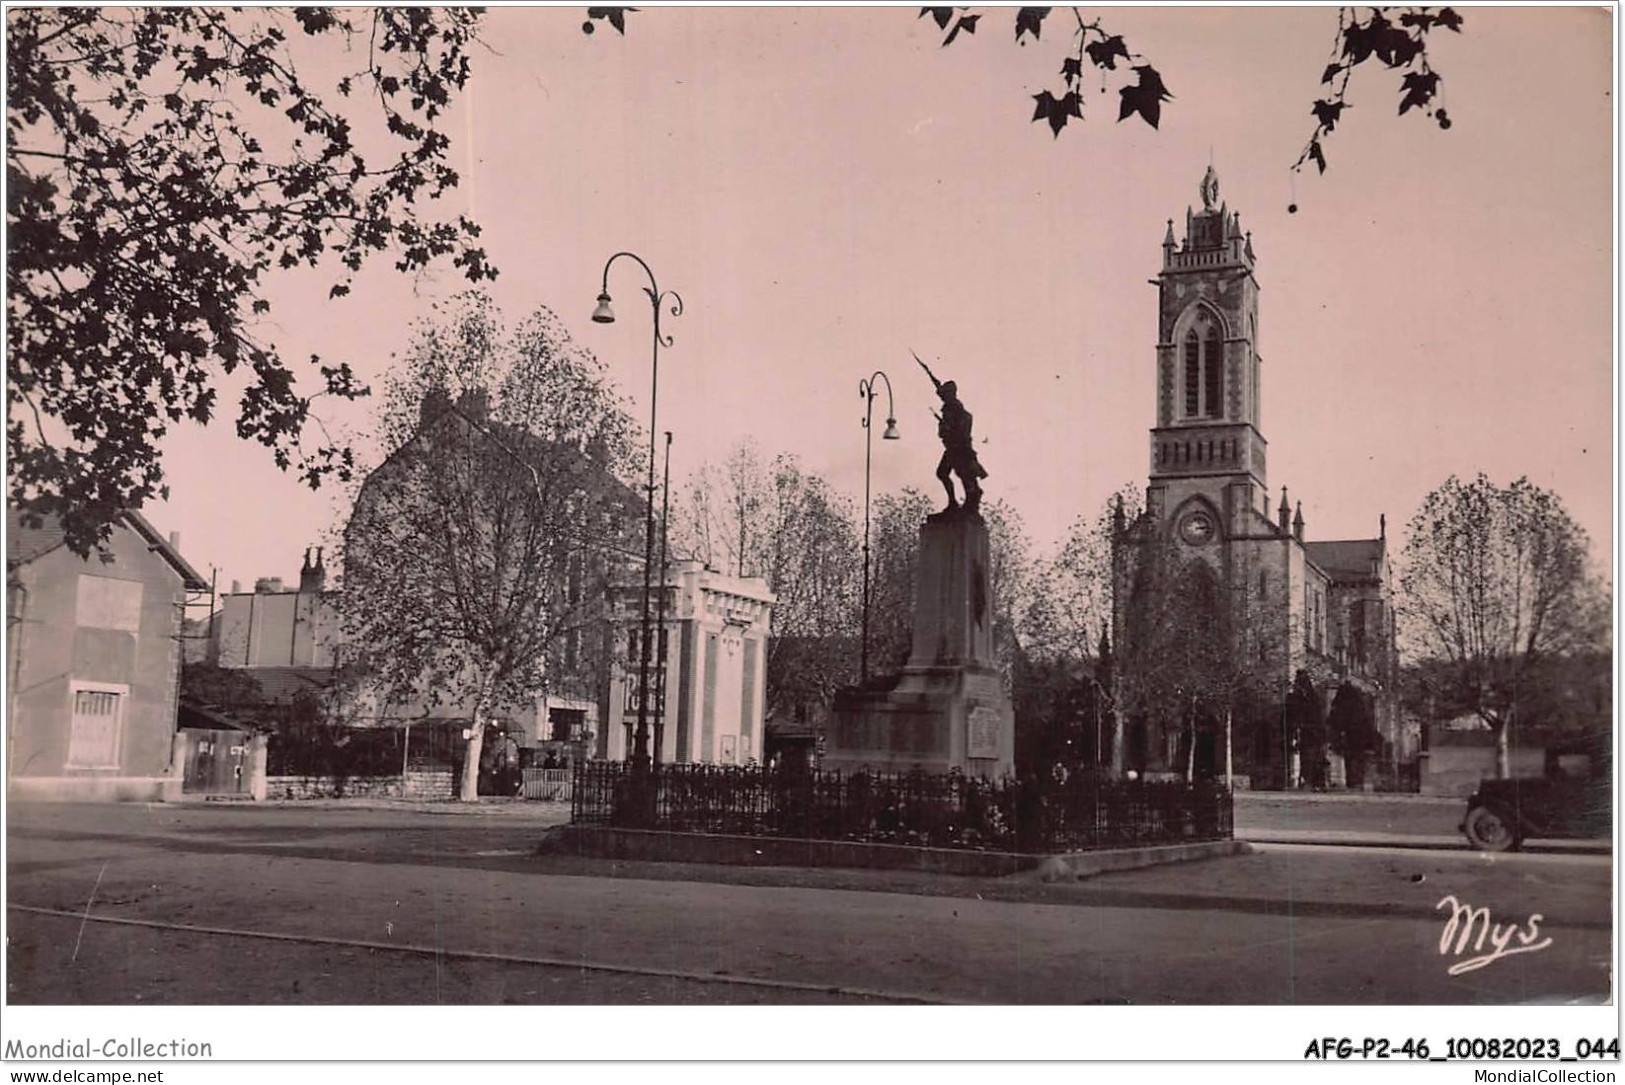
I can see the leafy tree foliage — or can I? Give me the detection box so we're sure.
[8,8,494,557]
[581,8,637,36]
[340,293,639,800]
[1023,483,1140,666]
[1324,681,1380,785]
[1296,6,1463,181]
[1399,474,1603,778]
[919,6,1461,182]
[1011,649,1095,777]
[179,658,267,716]
[921,6,1168,138]
[1017,485,1140,776]
[1285,669,1328,785]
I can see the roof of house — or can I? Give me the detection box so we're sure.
[124,510,210,590]
[178,699,256,732]
[1304,538,1385,582]
[246,666,339,705]
[6,510,67,565]
[7,509,209,590]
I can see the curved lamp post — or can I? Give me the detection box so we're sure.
[593,252,683,773]
[858,371,900,682]
[653,430,673,766]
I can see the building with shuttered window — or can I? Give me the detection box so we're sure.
[7,511,208,801]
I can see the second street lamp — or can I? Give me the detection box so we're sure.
[653,430,672,766]
[858,371,900,683]
[593,252,683,774]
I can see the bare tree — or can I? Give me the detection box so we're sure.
[1400,474,1602,778]
[674,440,862,716]
[1025,483,1142,666]
[980,497,1035,694]
[340,292,640,800]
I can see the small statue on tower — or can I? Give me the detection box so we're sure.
[913,351,987,518]
[1200,163,1220,211]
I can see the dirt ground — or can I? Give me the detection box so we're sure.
[6,800,1611,1007]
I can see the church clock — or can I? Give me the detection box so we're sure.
[1179,510,1216,546]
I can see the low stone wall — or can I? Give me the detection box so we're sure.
[1421,747,1544,797]
[402,769,455,800]
[266,768,454,801]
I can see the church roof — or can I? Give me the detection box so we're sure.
[1304,538,1385,582]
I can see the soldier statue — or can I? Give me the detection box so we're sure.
[914,351,987,517]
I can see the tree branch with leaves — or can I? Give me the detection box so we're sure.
[8,8,495,556]
[1294,6,1462,184]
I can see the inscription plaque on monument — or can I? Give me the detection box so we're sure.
[967,704,1001,760]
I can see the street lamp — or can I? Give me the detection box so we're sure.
[593,252,683,773]
[653,430,673,766]
[858,371,900,683]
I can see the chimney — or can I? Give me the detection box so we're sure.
[299,546,327,593]
[168,530,181,551]
[420,385,452,428]
[254,577,285,594]
[230,579,242,595]
[458,387,490,423]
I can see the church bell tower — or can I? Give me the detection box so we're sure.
[1145,166,1267,540]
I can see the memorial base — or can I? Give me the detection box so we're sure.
[826,664,1014,778]
[825,511,1015,779]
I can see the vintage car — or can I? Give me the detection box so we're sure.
[1461,763,1611,852]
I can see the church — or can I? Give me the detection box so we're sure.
[1111,168,1400,790]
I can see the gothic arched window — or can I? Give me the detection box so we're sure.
[1180,308,1225,419]
[1183,332,1201,416]
[1205,327,1224,417]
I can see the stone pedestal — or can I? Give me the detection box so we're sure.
[826,512,1015,778]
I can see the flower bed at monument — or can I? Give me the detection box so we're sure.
[570,762,1231,853]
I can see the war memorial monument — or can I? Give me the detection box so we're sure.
[824,360,1016,778]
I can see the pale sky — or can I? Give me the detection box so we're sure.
[147,6,1615,597]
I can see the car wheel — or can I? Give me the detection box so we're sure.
[1464,805,1518,852]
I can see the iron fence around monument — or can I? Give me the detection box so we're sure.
[570,762,1232,853]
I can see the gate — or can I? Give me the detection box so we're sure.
[521,767,572,802]
[181,728,253,796]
